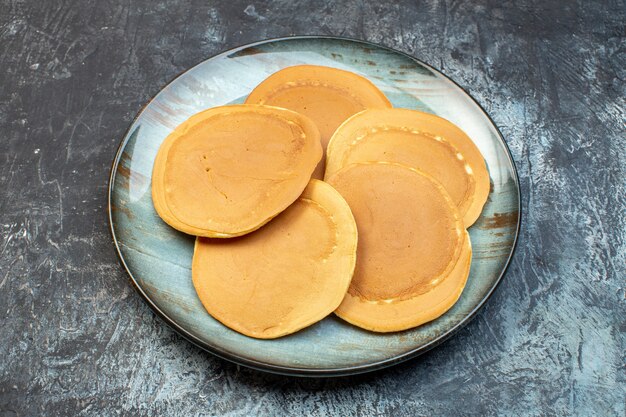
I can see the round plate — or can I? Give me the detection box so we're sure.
[108,36,520,376]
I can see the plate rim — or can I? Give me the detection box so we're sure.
[107,35,522,377]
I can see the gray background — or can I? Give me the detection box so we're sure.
[1,0,624,415]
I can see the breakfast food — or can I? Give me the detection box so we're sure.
[151,104,322,237]
[326,162,471,332]
[245,65,392,179]
[325,108,490,227]
[192,180,358,339]
[150,65,489,339]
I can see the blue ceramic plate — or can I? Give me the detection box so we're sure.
[108,37,520,376]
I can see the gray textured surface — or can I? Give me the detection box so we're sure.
[0,0,624,415]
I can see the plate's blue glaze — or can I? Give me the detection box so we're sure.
[108,37,520,376]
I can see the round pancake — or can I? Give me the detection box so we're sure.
[192,180,358,339]
[326,162,470,332]
[151,104,322,237]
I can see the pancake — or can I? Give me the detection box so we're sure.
[326,162,470,332]
[151,104,322,237]
[192,180,358,339]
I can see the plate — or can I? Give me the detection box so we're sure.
[108,36,520,376]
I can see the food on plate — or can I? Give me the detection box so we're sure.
[149,64,490,339]
[326,162,471,332]
[326,108,490,227]
[151,104,322,237]
[192,180,358,339]
[245,65,392,179]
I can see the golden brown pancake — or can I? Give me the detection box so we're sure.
[245,65,392,179]
[151,104,322,237]
[192,180,358,339]
[326,162,470,332]
[326,108,490,227]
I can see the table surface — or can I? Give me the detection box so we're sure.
[1,1,624,415]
